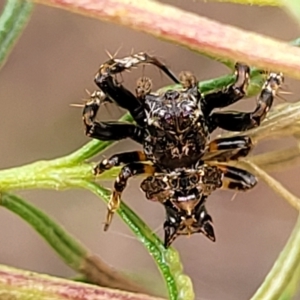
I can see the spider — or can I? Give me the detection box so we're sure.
[82,52,283,248]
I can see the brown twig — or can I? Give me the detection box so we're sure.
[0,264,165,300]
[35,0,300,79]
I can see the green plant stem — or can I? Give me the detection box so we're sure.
[282,0,300,25]
[238,161,300,300]
[0,0,33,69]
[251,214,300,300]
[70,180,194,300]
[0,264,163,300]
[279,261,300,300]
[0,193,87,269]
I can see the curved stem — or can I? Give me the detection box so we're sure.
[227,161,300,299]
[35,0,300,79]
[251,215,300,300]
[0,264,163,300]
[73,180,194,300]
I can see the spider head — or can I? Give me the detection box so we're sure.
[145,87,202,133]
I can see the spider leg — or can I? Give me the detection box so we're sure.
[95,52,180,125]
[94,151,147,175]
[203,136,253,162]
[209,72,284,132]
[217,164,257,191]
[83,94,143,143]
[104,163,157,231]
[202,63,250,116]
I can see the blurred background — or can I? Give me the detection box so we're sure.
[0,1,300,299]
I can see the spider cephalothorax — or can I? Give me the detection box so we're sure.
[142,77,210,169]
[82,52,283,247]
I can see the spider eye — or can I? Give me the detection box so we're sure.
[165,113,172,122]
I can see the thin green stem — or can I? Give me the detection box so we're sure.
[0,0,33,69]
[234,161,300,300]
[72,180,194,300]
[251,215,300,300]
[0,192,149,294]
[282,0,300,25]
[279,261,300,300]
[0,192,87,269]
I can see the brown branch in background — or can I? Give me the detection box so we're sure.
[35,0,300,79]
[80,254,151,295]
[240,160,300,211]
[0,264,165,300]
[245,145,300,173]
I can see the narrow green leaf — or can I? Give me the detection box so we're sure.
[239,162,300,300]
[0,0,33,69]
[282,0,300,24]
[0,192,148,294]
[73,180,194,300]
[0,192,87,269]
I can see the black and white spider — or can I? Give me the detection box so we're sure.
[82,52,283,247]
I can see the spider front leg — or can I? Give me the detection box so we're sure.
[202,62,250,116]
[203,135,254,162]
[209,72,284,132]
[83,93,143,144]
[104,163,157,231]
[95,52,179,125]
[94,151,147,175]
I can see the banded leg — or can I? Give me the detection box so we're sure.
[94,151,147,175]
[83,94,143,144]
[209,72,284,132]
[202,63,250,116]
[95,52,180,125]
[104,163,156,231]
[217,164,257,191]
[203,136,254,162]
